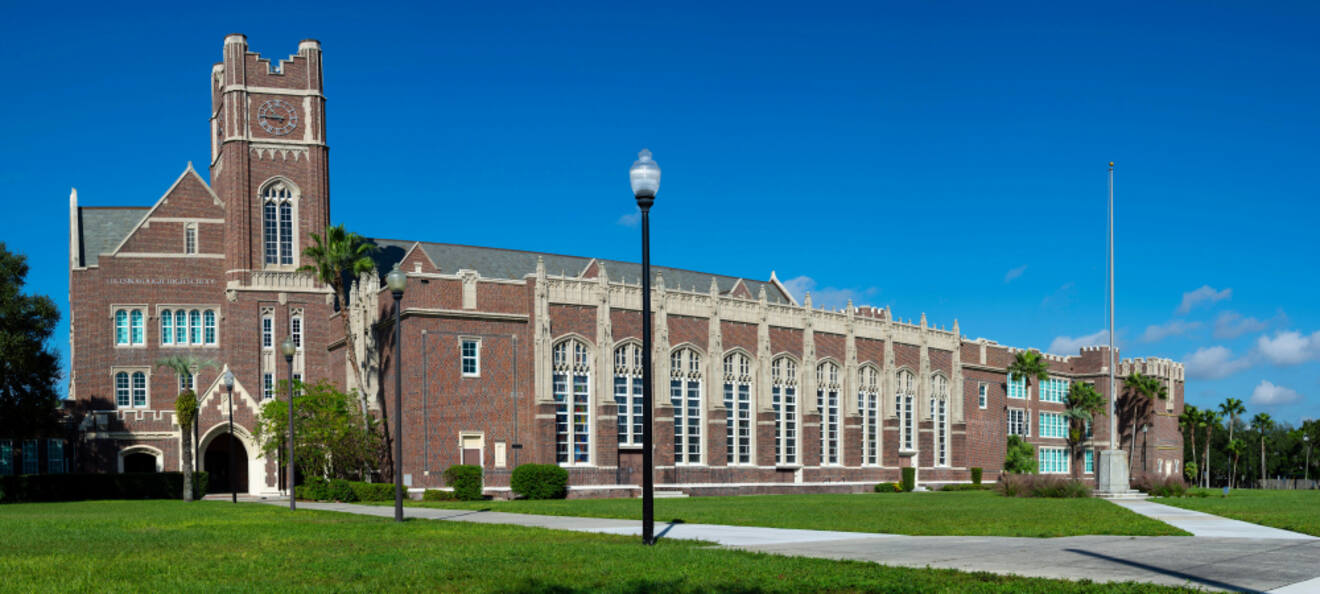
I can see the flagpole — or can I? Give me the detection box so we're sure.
[1108,161,1116,450]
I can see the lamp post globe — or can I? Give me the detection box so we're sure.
[631,149,660,546]
[223,370,236,503]
[280,336,296,510]
[386,263,406,522]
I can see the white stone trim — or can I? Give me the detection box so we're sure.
[117,445,165,473]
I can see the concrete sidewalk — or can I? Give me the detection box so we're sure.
[1106,499,1317,539]
[276,501,1320,592]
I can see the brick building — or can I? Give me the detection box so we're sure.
[57,36,1185,496]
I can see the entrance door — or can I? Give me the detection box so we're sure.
[204,433,249,493]
[123,452,157,473]
[461,434,483,466]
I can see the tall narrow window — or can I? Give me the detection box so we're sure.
[613,343,643,447]
[179,371,194,392]
[47,440,65,474]
[932,374,949,466]
[130,310,144,345]
[262,314,274,349]
[184,224,197,255]
[552,340,591,465]
[115,309,129,345]
[461,339,480,377]
[189,310,201,345]
[817,362,841,465]
[131,372,147,408]
[290,313,303,350]
[22,440,38,475]
[723,352,752,465]
[896,370,915,451]
[1008,408,1029,436]
[204,310,216,345]
[292,373,302,398]
[263,373,275,400]
[859,366,881,465]
[978,383,988,409]
[0,441,11,476]
[1008,375,1028,399]
[115,372,131,407]
[161,309,173,346]
[670,347,702,465]
[771,357,799,465]
[261,181,295,266]
[174,310,187,344]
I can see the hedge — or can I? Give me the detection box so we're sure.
[940,483,992,492]
[970,467,983,485]
[0,472,208,503]
[873,482,903,493]
[510,464,568,499]
[443,465,484,501]
[900,467,916,493]
[295,478,396,502]
[351,481,394,502]
[422,489,457,501]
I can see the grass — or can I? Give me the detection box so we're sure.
[1157,488,1320,537]
[396,490,1189,538]
[0,500,1194,593]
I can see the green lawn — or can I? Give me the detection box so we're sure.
[401,491,1189,538]
[1158,489,1320,537]
[0,501,1191,593]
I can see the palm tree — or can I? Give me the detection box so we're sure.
[156,355,216,501]
[1007,350,1050,397]
[1179,405,1200,479]
[1201,409,1220,487]
[1226,438,1246,489]
[297,224,385,474]
[1219,397,1246,448]
[1064,382,1105,479]
[1122,372,1167,474]
[1251,412,1272,487]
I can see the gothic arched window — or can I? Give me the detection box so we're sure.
[771,357,799,465]
[261,181,295,266]
[613,343,643,447]
[723,352,752,465]
[896,370,916,451]
[858,365,881,465]
[817,361,841,465]
[932,374,950,466]
[670,347,703,465]
[552,339,592,465]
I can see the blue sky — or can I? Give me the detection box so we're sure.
[2,1,1316,425]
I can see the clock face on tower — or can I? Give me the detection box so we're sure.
[257,99,298,136]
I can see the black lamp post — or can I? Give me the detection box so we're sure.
[1304,434,1310,482]
[281,336,297,511]
[386,263,408,522]
[629,149,660,545]
[1142,424,1149,474]
[223,370,236,503]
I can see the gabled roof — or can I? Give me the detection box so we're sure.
[77,207,148,267]
[366,238,792,304]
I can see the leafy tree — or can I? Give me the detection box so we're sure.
[155,356,216,501]
[1121,372,1167,473]
[1183,460,1198,483]
[0,243,62,441]
[1007,350,1050,396]
[254,378,382,482]
[1063,382,1105,478]
[1004,435,1037,474]
[1251,412,1272,486]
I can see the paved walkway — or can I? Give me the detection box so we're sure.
[274,501,1320,592]
[1107,499,1316,539]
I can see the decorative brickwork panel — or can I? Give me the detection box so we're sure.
[668,315,707,351]
[856,337,884,368]
[549,304,596,343]
[769,326,802,358]
[814,332,844,362]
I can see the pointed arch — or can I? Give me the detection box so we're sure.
[552,336,593,465]
[930,371,950,466]
[770,355,800,465]
[117,445,164,473]
[670,345,703,464]
[612,340,644,447]
[857,363,883,466]
[816,360,842,465]
[259,176,301,267]
[722,349,754,465]
[895,368,917,452]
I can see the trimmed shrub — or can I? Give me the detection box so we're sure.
[350,481,394,502]
[192,471,209,500]
[422,489,457,501]
[873,482,903,493]
[296,476,330,501]
[996,473,1091,498]
[443,465,484,501]
[510,464,569,500]
[0,472,197,503]
[900,467,916,493]
[940,483,991,492]
[1133,473,1187,498]
[970,467,983,485]
[327,478,358,502]
[1003,436,1037,474]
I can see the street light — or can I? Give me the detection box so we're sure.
[385,263,408,522]
[1142,424,1149,474]
[630,148,660,545]
[1304,434,1311,482]
[280,336,297,511]
[223,370,236,503]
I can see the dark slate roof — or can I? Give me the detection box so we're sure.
[78,207,148,267]
[366,239,792,304]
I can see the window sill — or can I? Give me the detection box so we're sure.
[617,445,643,451]
[775,464,803,471]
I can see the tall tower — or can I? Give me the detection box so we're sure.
[210,34,329,282]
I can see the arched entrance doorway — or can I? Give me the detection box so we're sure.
[122,452,157,473]
[204,433,249,494]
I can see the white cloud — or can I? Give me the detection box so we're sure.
[616,209,641,227]
[1213,311,1268,340]
[1140,319,1201,343]
[1249,380,1301,407]
[780,275,878,310]
[1041,282,1075,308]
[1003,265,1027,283]
[1183,346,1253,380]
[1176,285,1231,314]
[1048,329,1109,356]
[1256,330,1320,366]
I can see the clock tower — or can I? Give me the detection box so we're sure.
[210,34,329,280]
